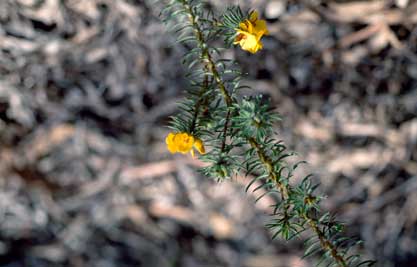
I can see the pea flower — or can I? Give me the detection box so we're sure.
[234,11,269,54]
[165,132,206,157]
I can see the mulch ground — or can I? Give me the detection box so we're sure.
[0,1,416,266]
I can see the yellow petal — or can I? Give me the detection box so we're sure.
[165,132,175,144]
[174,132,194,153]
[239,33,260,53]
[254,19,269,35]
[246,20,254,33]
[193,138,205,154]
[238,21,248,32]
[239,20,254,33]
[165,133,178,154]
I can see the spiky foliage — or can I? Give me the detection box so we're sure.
[160,0,375,266]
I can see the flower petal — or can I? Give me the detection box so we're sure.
[175,132,194,153]
[165,132,178,153]
[254,20,269,35]
[194,138,206,154]
[238,21,248,32]
[239,33,260,53]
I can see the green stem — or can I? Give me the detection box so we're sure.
[220,109,231,152]
[184,2,233,107]
[190,74,210,134]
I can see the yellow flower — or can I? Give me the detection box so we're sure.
[234,11,269,54]
[165,132,206,157]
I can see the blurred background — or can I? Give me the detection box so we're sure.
[0,0,416,266]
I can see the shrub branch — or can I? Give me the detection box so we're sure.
[161,1,375,266]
